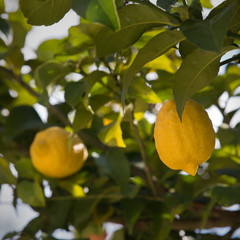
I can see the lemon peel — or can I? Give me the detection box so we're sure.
[154,99,215,176]
[30,126,88,178]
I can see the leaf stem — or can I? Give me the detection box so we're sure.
[131,118,157,196]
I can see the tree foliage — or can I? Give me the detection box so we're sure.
[0,0,240,239]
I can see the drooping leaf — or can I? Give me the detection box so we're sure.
[173,45,237,119]
[95,4,180,57]
[6,105,44,138]
[0,157,16,185]
[20,0,72,26]
[17,180,45,207]
[86,0,120,30]
[123,30,184,103]
[180,0,236,52]
[98,114,126,148]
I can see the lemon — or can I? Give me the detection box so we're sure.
[30,126,88,178]
[154,99,215,176]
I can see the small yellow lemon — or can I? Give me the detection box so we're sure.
[154,99,215,176]
[30,126,88,178]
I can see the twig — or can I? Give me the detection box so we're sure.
[131,118,157,196]
[0,66,40,98]
[220,53,240,66]
[0,66,109,151]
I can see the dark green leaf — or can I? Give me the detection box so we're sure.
[123,30,184,102]
[86,0,120,30]
[0,18,10,41]
[14,158,37,180]
[121,199,146,233]
[112,228,125,240]
[0,157,16,185]
[65,81,86,108]
[73,199,98,225]
[94,150,130,185]
[20,0,71,26]
[73,102,93,131]
[71,0,90,18]
[180,1,236,52]
[95,4,180,57]
[212,186,240,207]
[34,61,72,89]
[6,105,44,138]
[17,180,45,207]
[173,46,237,119]
[156,0,177,12]
[218,124,240,147]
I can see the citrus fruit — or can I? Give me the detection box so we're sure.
[30,126,88,178]
[154,99,215,176]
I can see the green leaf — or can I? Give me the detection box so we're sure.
[6,105,44,138]
[173,45,237,119]
[112,228,125,240]
[0,157,16,185]
[86,0,120,30]
[73,102,93,131]
[217,124,240,147]
[94,150,130,185]
[123,30,184,102]
[180,1,236,52]
[212,186,240,207]
[71,0,90,18]
[17,180,45,207]
[20,0,71,26]
[128,77,161,104]
[0,18,10,41]
[98,114,126,148]
[201,0,213,9]
[65,81,86,108]
[73,199,98,225]
[58,179,85,197]
[14,158,37,180]
[95,4,180,57]
[156,0,177,12]
[121,199,146,234]
[34,61,72,89]
[0,0,5,14]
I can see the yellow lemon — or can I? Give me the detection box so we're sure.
[30,126,88,178]
[154,99,215,176]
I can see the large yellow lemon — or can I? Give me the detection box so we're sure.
[154,99,215,176]
[30,126,88,178]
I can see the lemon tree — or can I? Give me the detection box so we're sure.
[0,0,240,239]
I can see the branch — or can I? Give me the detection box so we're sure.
[220,53,240,66]
[131,118,157,196]
[0,66,109,151]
